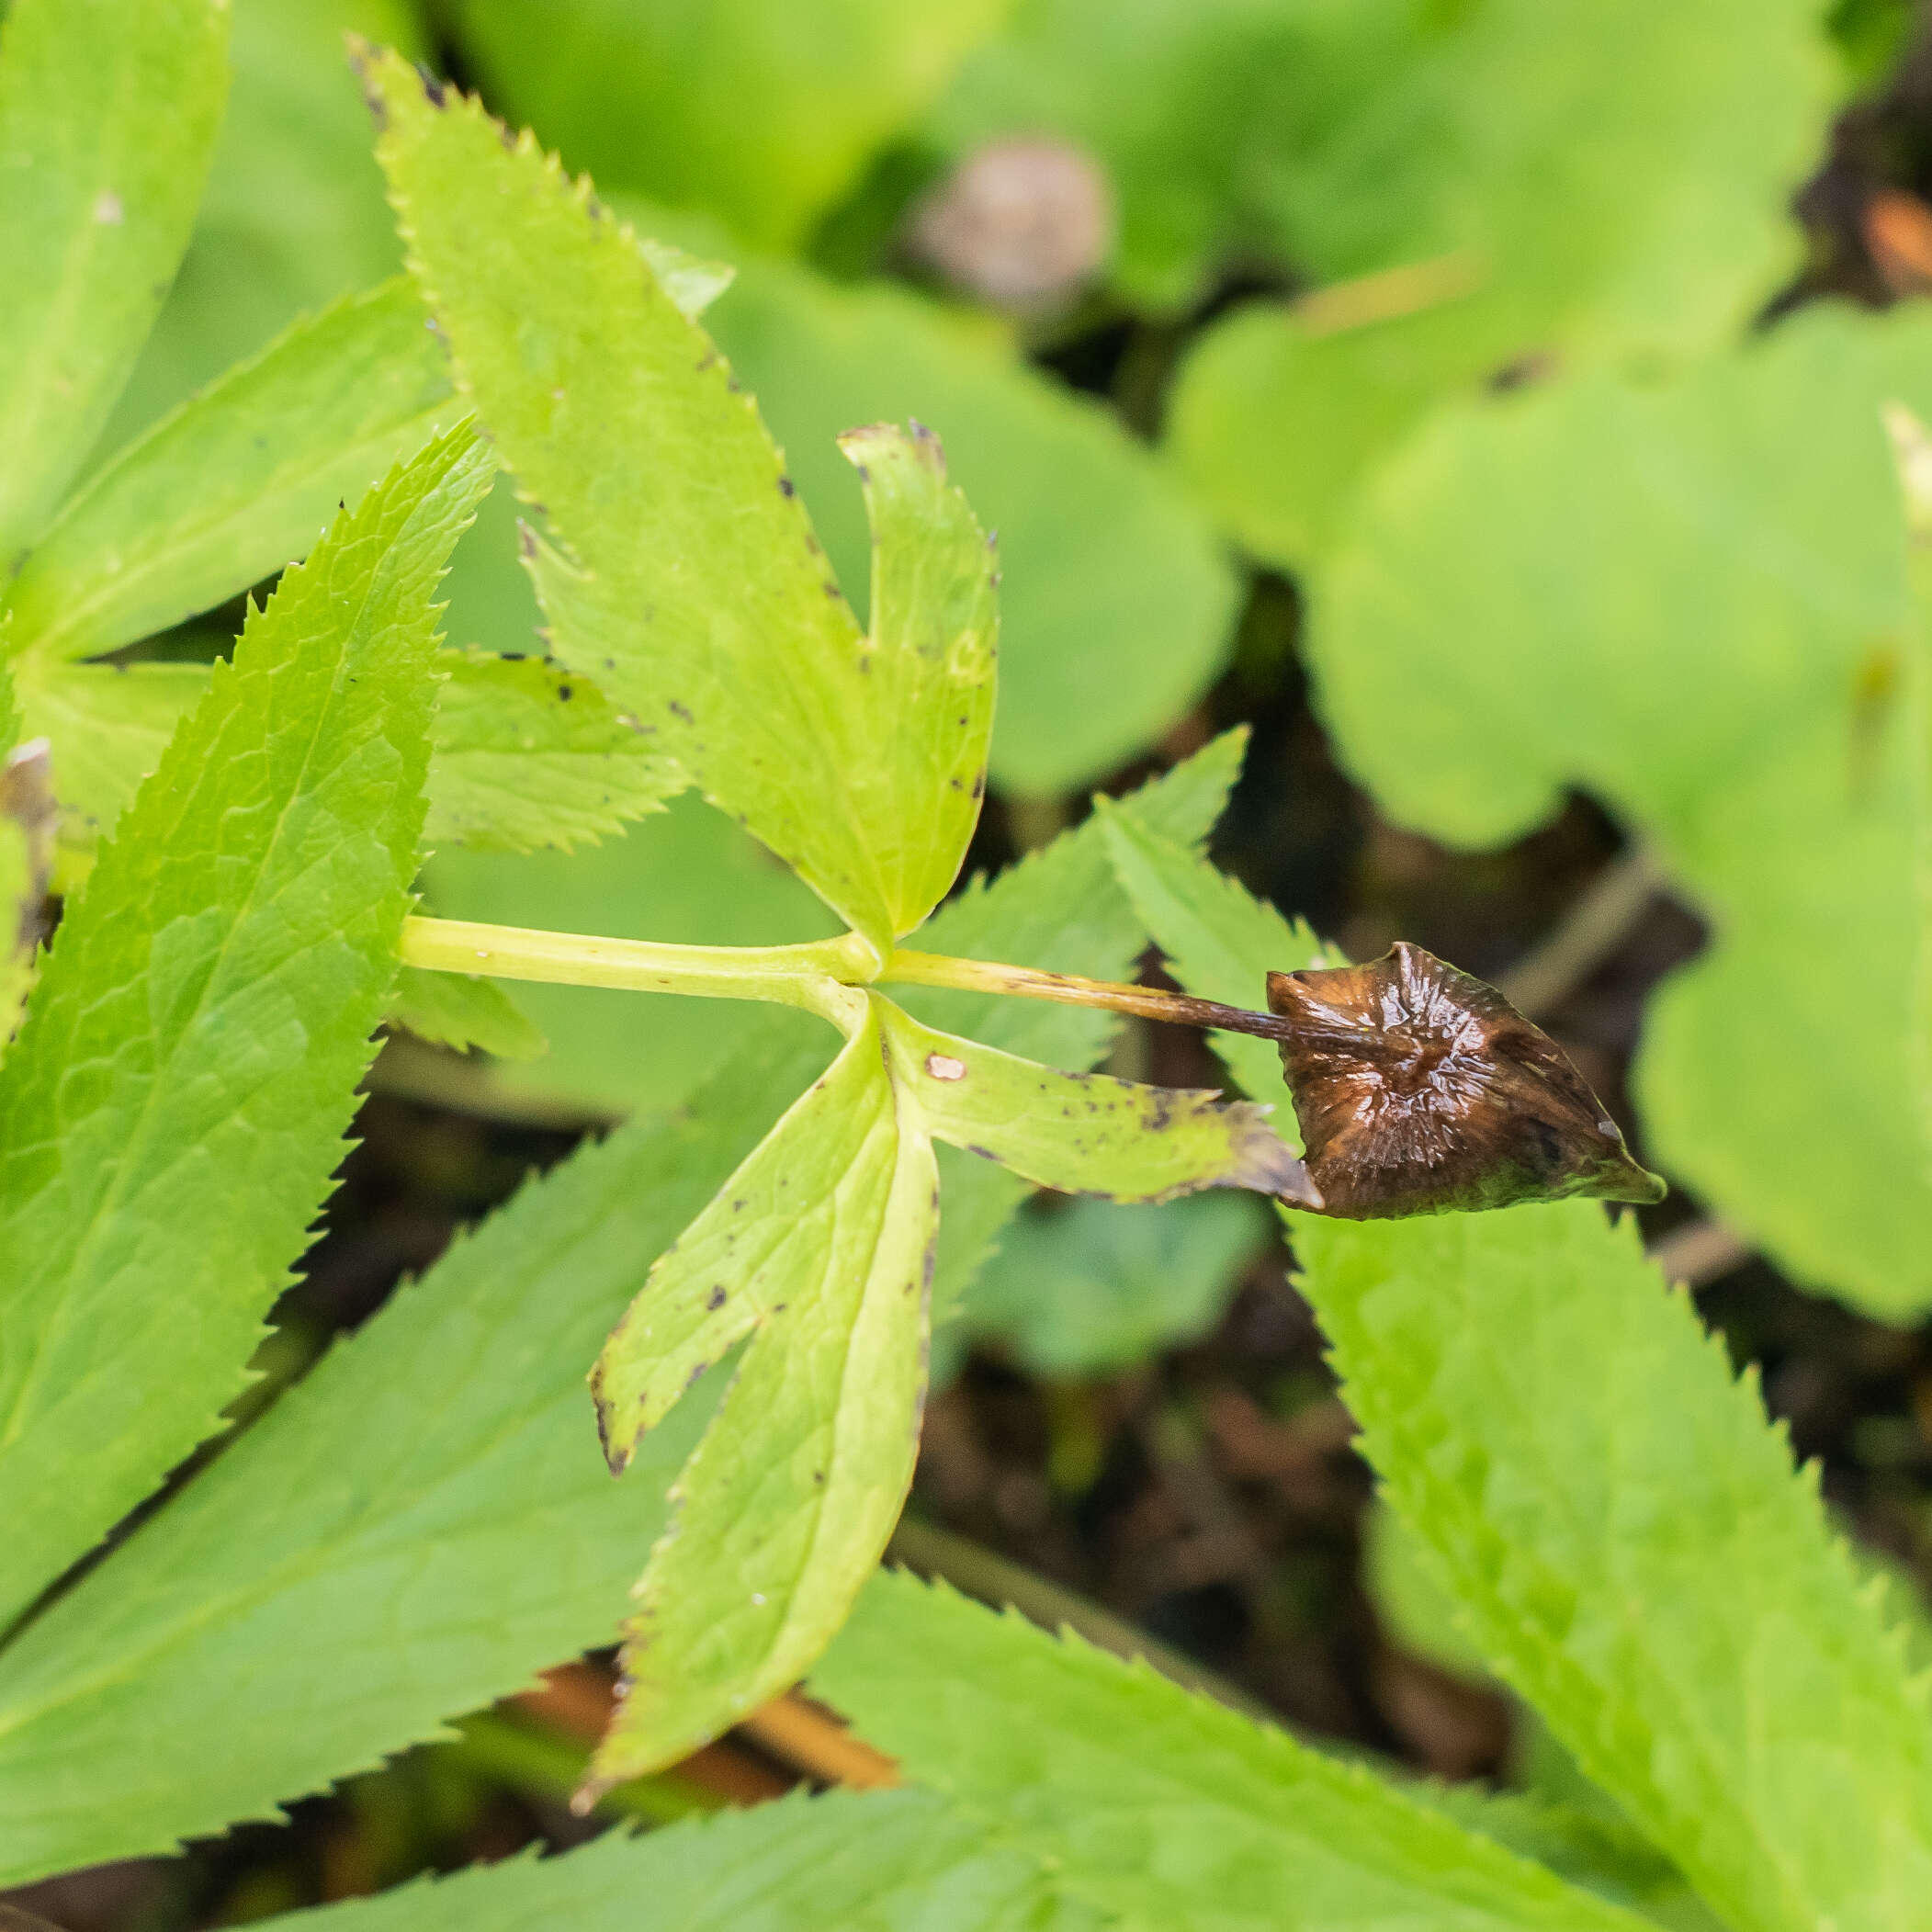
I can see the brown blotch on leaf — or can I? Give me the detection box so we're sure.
[1266,942,1665,1220]
[1215,1103,1323,1210]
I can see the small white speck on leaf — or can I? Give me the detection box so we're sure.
[92,191,123,225]
[924,1053,966,1081]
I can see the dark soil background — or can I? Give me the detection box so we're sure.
[12,23,1932,1932]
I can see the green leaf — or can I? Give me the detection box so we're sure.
[1885,402,1932,1169]
[247,1788,1074,1932]
[434,237,739,666]
[929,1154,1032,1343]
[962,1191,1263,1376]
[1314,304,1932,1313]
[690,242,1240,796]
[587,1001,938,1787]
[6,280,458,663]
[1361,1496,1494,1689]
[1293,1204,1932,1932]
[426,649,686,855]
[105,0,425,442]
[634,235,740,320]
[1830,0,1916,84]
[1419,1784,1719,1930]
[1366,1530,1722,1923]
[9,639,685,876]
[0,423,490,1635]
[815,1570,1655,1932]
[428,232,734,669]
[445,0,1007,252]
[8,659,209,856]
[368,55,989,955]
[0,0,228,561]
[0,1013,820,1882]
[835,421,998,927]
[1168,0,1834,566]
[876,997,1313,1204]
[1095,795,1335,1120]
[387,965,546,1061]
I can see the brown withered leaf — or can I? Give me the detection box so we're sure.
[1266,942,1665,1219]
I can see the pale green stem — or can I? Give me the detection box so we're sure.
[399,916,876,1030]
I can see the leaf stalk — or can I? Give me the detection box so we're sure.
[398,918,1295,1043]
[878,948,1297,1042]
[396,911,1298,1051]
[397,916,877,1028]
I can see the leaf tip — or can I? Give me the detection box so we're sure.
[588,1372,632,1474]
[1228,1122,1325,1209]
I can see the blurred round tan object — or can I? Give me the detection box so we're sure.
[1863,188,1932,295]
[910,137,1114,307]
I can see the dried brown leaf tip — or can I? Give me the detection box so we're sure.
[1266,942,1666,1219]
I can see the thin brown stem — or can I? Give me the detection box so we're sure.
[737,1691,900,1790]
[882,950,1295,1045]
[1493,844,1664,1020]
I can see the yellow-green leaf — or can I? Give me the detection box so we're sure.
[426,649,685,855]
[876,996,1315,1205]
[365,51,998,954]
[587,1002,937,1785]
[387,964,546,1061]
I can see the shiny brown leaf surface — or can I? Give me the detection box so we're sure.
[1267,942,1666,1218]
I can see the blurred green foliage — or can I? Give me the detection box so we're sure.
[1319,307,1932,1314]
[110,0,425,437]
[446,0,1010,252]
[961,1190,1265,1375]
